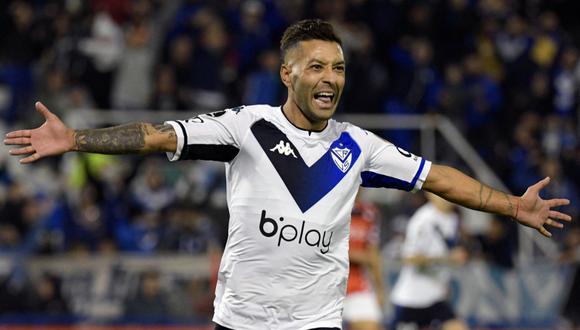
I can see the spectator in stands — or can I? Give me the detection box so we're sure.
[23,273,70,315]
[150,65,188,111]
[553,46,580,118]
[123,269,169,320]
[475,217,515,269]
[0,223,20,252]
[77,10,123,109]
[189,12,230,110]
[111,20,155,110]
[129,158,176,213]
[160,206,219,254]
[0,275,25,313]
[242,48,284,106]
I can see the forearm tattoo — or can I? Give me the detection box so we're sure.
[74,123,146,154]
[152,123,175,136]
[477,183,494,210]
[502,192,514,217]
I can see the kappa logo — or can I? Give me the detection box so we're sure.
[330,144,352,173]
[270,140,297,158]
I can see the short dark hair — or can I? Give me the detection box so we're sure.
[280,19,342,60]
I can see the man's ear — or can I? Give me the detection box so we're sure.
[280,63,292,88]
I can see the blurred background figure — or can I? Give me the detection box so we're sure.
[23,273,70,315]
[390,193,469,330]
[123,269,169,321]
[343,196,385,330]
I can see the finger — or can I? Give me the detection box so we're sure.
[19,153,40,164]
[545,219,564,229]
[548,210,572,222]
[538,226,552,238]
[35,101,55,120]
[5,130,32,139]
[530,177,551,192]
[9,146,35,155]
[547,198,570,208]
[4,137,31,145]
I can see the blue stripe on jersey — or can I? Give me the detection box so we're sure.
[433,224,459,248]
[410,158,426,188]
[251,119,361,213]
[360,159,425,191]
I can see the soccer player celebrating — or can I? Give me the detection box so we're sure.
[5,19,571,330]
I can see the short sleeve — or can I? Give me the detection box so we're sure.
[361,131,431,191]
[165,105,253,162]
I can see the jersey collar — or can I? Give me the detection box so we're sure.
[278,106,332,137]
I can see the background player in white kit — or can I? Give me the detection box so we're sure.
[4,19,572,330]
[391,193,469,330]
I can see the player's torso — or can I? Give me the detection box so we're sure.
[216,106,365,329]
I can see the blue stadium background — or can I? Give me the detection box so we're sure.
[0,0,579,329]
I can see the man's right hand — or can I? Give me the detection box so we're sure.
[4,102,75,163]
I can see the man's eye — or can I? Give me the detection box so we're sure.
[334,66,345,72]
[311,64,322,70]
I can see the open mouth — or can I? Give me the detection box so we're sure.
[313,91,335,108]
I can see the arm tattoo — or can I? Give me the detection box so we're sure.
[74,123,146,154]
[153,123,175,134]
[477,183,494,210]
[483,188,493,209]
[477,183,484,209]
[502,192,514,217]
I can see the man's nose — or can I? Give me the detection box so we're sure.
[322,67,338,84]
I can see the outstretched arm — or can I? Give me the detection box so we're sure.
[423,164,572,238]
[4,102,177,163]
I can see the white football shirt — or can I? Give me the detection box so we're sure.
[391,203,459,308]
[165,105,431,330]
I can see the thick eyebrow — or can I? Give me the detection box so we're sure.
[306,59,346,66]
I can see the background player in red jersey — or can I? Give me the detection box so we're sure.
[343,197,385,330]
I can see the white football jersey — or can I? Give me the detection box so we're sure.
[165,105,431,330]
[391,203,459,308]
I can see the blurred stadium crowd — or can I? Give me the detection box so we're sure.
[0,0,580,326]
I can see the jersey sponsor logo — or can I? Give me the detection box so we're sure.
[330,144,352,173]
[259,210,333,254]
[269,140,298,158]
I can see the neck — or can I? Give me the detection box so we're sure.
[282,99,327,132]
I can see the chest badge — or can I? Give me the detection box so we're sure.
[331,144,352,173]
